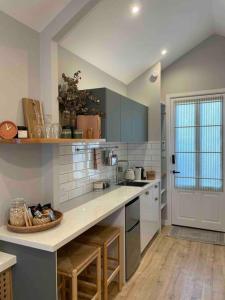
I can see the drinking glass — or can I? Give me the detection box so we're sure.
[51,124,62,138]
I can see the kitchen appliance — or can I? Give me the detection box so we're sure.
[124,169,135,181]
[125,197,141,280]
[134,167,142,180]
[135,167,145,180]
[93,180,110,191]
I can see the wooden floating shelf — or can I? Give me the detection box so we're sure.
[0,138,106,144]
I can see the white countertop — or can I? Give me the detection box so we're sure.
[0,180,159,252]
[0,252,16,273]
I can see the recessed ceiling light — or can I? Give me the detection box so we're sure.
[161,49,168,56]
[131,5,140,15]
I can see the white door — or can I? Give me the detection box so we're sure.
[169,93,225,231]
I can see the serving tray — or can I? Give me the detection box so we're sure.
[7,211,63,233]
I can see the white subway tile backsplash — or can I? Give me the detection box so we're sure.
[127,141,161,177]
[57,141,160,203]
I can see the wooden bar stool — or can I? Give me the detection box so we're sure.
[57,242,101,300]
[0,268,13,300]
[78,226,122,300]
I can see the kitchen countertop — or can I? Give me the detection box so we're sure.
[0,252,16,273]
[0,179,160,252]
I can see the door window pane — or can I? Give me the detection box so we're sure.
[200,127,221,153]
[175,127,196,152]
[176,103,195,127]
[174,96,223,191]
[200,101,222,126]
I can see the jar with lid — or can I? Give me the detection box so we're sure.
[73,129,83,139]
[17,126,28,139]
[61,126,72,138]
[9,198,26,226]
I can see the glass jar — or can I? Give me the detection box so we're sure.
[43,124,52,138]
[51,123,62,138]
[73,129,83,139]
[61,126,72,138]
[33,124,43,138]
[9,198,26,226]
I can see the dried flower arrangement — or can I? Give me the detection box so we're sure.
[58,71,102,116]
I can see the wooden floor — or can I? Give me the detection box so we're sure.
[111,227,225,300]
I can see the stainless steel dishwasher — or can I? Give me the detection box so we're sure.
[125,197,141,280]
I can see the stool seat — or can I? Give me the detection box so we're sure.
[79,225,120,245]
[77,225,122,300]
[57,242,101,300]
[58,242,99,274]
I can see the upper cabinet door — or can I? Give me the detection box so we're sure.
[134,102,148,142]
[84,88,148,143]
[105,89,121,142]
[121,97,134,142]
[121,97,148,143]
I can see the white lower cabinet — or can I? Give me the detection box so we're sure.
[140,183,160,253]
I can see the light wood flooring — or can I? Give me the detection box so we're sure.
[111,227,225,300]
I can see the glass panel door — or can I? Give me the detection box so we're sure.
[174,95,223,192]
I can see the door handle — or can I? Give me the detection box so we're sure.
[145,191,149,195]
[155,197,158,201]
[172,170,180,174]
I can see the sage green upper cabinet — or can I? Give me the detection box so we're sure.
[84,88,148,143]
[121,97,134,142]
[121,97,148,143]
[84,88,121,142]
[105,89,121,142]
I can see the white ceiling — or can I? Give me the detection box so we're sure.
[59,0,217,84]
[0,0,72,32]
[1,0,225,83]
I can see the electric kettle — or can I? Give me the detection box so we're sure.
[125,169,135,181]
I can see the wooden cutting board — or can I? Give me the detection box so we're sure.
[22,98,45,138]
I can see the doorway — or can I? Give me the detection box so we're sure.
[167,91,225,231]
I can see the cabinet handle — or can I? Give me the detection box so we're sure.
[155,197,158,201]
[154,185,158,188]
[145,191,149,195]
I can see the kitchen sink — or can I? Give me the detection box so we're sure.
[117,181,149,187]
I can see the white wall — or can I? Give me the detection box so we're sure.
[127,63,161,141]
[0,12,42,226]
[0,11,40,125]
[162,35,225,99]
[58,46,127,96]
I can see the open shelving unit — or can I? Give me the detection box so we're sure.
[160,102,167,224]
[0,138,106,144]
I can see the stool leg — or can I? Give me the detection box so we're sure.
[103,244,108,300]
[118,234,122,292]
[96,249,101,300]
[61,275,66,300]
[72,270,78,300]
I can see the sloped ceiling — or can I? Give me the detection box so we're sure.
[0,0,225,83]
[59,0,216,84]
[0,0,72,32]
